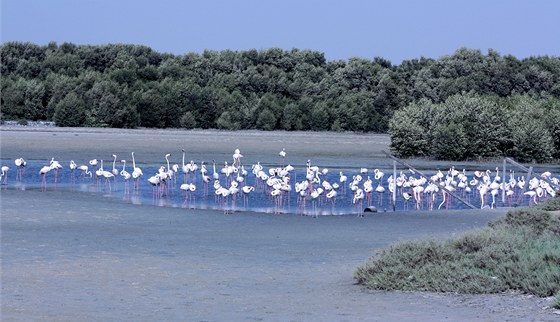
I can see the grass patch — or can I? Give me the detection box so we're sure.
[355,197,560,297]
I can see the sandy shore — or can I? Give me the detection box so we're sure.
[1,127,558,321]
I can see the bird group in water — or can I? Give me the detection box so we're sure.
[2,149,559,216]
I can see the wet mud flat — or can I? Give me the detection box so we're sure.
[1,127,559,321]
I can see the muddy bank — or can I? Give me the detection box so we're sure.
[1,127,558,321]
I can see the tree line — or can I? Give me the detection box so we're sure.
[389,94,560,162]
[1,42,559,161]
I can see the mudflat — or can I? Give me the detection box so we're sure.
[1,127,558,321]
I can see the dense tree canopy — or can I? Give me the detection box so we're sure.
[1,42,559,160]
[388,94,560,162]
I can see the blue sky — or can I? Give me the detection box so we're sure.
[2,0,559,64]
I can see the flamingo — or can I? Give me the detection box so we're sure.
[102,166,115,192]
[164,153,174,192]
[229,181,240,211]
[279,148,286,166]
[339,172,347,194]
[375,181,385,205]
[157,166,170,197]
[524,190,538,205]
[69,160,77,184]
[148,174,162,200]
[89,159,98,175]
[236,168,245,184]
[478,183,489,209]
[49,158,63,188]
[242,185,255,208]
[39,164,53,191]
[310,188,321,217]
[353,188,365,216]
[326,189,337,210]
[120,160,131,194]
[187,160,198,182]
[212,160,219,180]
[233,148,243,168]
[0,166,9,185]
[374,169,385,187]
[214,184,232,215]
[96,160,113,191]
[131,152,143,191]
[490,188,499,208]
[95,160,104,187]
[111,154,119,190]
[77,164,92,178]
[180,183,196,206]
[181,149,189,183]
[363,177,374,206]
[14,157,26,180]
[402,192,412,210]
[200,170,211,196]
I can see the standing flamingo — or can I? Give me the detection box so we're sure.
[180,183,196,206]
[233,148,243,168]
[353,188,365,216]
[326,189,337,211]
[279,148,286,167]
[310,188,321,218]
[131,152,143,192]
[111,154,119,190]
[0,166,9,185]
[375,181,385,205]
[39,163,53,191]
[148,174,162,201]
[89,159,99,176]
[120,160,131,195]
[78,165,92,178]
[69,160,77,185]
[102,165,115,192]
[242,185,255,208]
[49,158,63,189]
[182,149,189,183]
[14,157,26,180]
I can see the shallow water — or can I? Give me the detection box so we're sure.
[2,157,557,215]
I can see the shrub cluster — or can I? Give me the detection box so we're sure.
[355,200,560,298]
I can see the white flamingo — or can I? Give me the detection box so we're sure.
[131,152,143,191]
[0,166,9,185]
[14,157,26,180]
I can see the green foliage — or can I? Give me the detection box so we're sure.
[389,93,559,161]
[430,122,468,160]
[255,109,276,131]
[1,41,559,161]
[355,206,560,297]
[388,99,432,157]
[53,92,86,127]
[180,111,198,129]
[489,208,560,235]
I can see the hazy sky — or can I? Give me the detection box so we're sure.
[2,0,559,64]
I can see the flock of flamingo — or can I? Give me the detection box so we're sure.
[1,148,559,216]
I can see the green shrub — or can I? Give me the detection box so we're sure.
[554,292,560,310]
[534,196,560,212]
[355,208,560,297]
